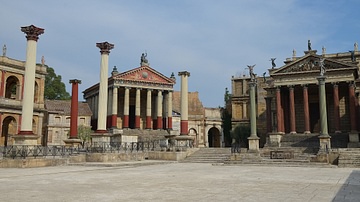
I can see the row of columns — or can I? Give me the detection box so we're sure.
[270,82,358,134]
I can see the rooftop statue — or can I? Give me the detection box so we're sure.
[141,53,148,64]
[349,50,355,62]
[355,42,358,52]
[247,64,256,82]
[2,44,6,56]
[319,58,325,76]
[270,58,276,68]
[308,40,312,51]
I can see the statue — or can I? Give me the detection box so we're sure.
[349,50,355,62]
[2,44,6,56]
[247,64,256,82]
[262,72,267,82]
[141,53,148,64]
[355,42,358,52]
[322,46,326,55]
[319,57,326,76]
[41,56,45,66]
[292,49,296,57]
[270,58,276,68]
[308,40,312,51]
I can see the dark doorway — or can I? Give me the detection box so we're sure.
[208,127,221,147]
[129,105,135,129]
[309,103,320,133]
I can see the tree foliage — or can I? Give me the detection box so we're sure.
[44,66,71,100]
[231,124,250,148]
[77,125,93,148]
[221,87,232,147]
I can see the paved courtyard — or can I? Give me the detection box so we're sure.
[0,161,359,202]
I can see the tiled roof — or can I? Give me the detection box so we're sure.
[172,91,204,116]
[45,100,92,116]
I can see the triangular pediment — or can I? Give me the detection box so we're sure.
[271,54,356,75]
[113,66,175,85]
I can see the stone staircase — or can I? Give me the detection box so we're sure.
[181,148,231,163]
[338,148,360,168]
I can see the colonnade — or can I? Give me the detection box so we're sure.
[265,82,358,134]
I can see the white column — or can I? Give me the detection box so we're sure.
[136,88,141,117]
[96,42,114,132]
[178,71,190,135]
[112,87,118,116]
[123,87,130,128]
[19,25,44,135]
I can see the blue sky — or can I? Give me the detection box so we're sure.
[1,0,359,107]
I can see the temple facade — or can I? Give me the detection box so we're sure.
[230,43,360,148]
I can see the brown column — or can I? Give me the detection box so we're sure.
[265,97,272,133]
[303,85,310,134]
[333,83,341,133]
[349,83,357,132]
[69,79,81,139]
[289,86,296,134]
[0,70,5,97]
[276,87,283,133]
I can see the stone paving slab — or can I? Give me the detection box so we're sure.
[0,162,359,202]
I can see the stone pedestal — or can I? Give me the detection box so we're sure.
[91,133,112,143]
[63,138,82,147]
[268,132,283,147]
[247,136,260,152]
[349,132,359,143]
[318,135,331,153]
[13,135,39,145]
[174,135,194,150]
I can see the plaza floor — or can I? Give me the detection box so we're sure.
[0,161,359,202]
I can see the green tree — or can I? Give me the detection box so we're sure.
[77,125,93,148]
[231,124,250,148]
[44,66,71,100]
[221,87,232,147]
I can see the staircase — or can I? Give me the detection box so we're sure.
[338,148,360,168]
[181,148,231,163]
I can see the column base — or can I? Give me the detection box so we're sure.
[335,130,342,134]
[303,131,311,134]
[318,135,331,152]
[290,131,297,135]
[268,132,283,147]
[349,132,359,143]
[247,136,260,152]
[63,138,82,147]
[13,134,40,145]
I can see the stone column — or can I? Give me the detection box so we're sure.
[123,87,130,128]
[265,97,272,133]
[317,76,331,151]
[248,81,259,151]
[64,79,82,146]
[157,90,163,130]
[0,70,5,97]
[179,71,190,135]
[276,87,283,133]
[146,89,152,129]
[69,79,81,138]
[242,102,247,119]
[333,83,341,133]
[348,82,359,144]
[16,25,44,145]
[289,86,296,134]
[303,85,310,134]
[135,88,141,129]
[95,42,114,133]
[167,91,173,129]
[111,86,118,128]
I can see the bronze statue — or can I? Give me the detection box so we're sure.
[270,58,276,68]
[141,53,148,63]
[247,64,256,81]
[349,50,355,62]
[308,40,312,51]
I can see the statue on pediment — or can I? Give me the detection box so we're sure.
[2,44,6,56]
[141,53,148,64]
[349,50,355,62]
[355,42,358,52]
[319,58,325,76]
[270,58,276,68]
[308,40,312,51]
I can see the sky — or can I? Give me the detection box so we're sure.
[1,0,360,107]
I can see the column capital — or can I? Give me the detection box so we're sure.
[332,82,339,87]
[96,42,114,55]
[69,79,82,84]
[288,85,294,90]
[302,84,308,89]
[348,81,356,87]
[276,86,281,91]
[125,87,131,90]
[178,71,190,77]
[21,25,44,41]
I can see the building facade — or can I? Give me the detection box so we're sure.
[43,100,92,145]
[0,53,46,146]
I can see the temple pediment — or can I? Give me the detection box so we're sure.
[113,66,175,85]
[271,55,356,75]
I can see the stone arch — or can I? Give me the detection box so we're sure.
[34,81,39,103]
[188,128,198,147]
[1,116,17,146]
[208,126,221,147]
[5,76,20,100]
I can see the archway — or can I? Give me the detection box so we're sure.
[1,116,17,146]
[5,76,20,100]
[208,127,221,147]
[189,128,198,147]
